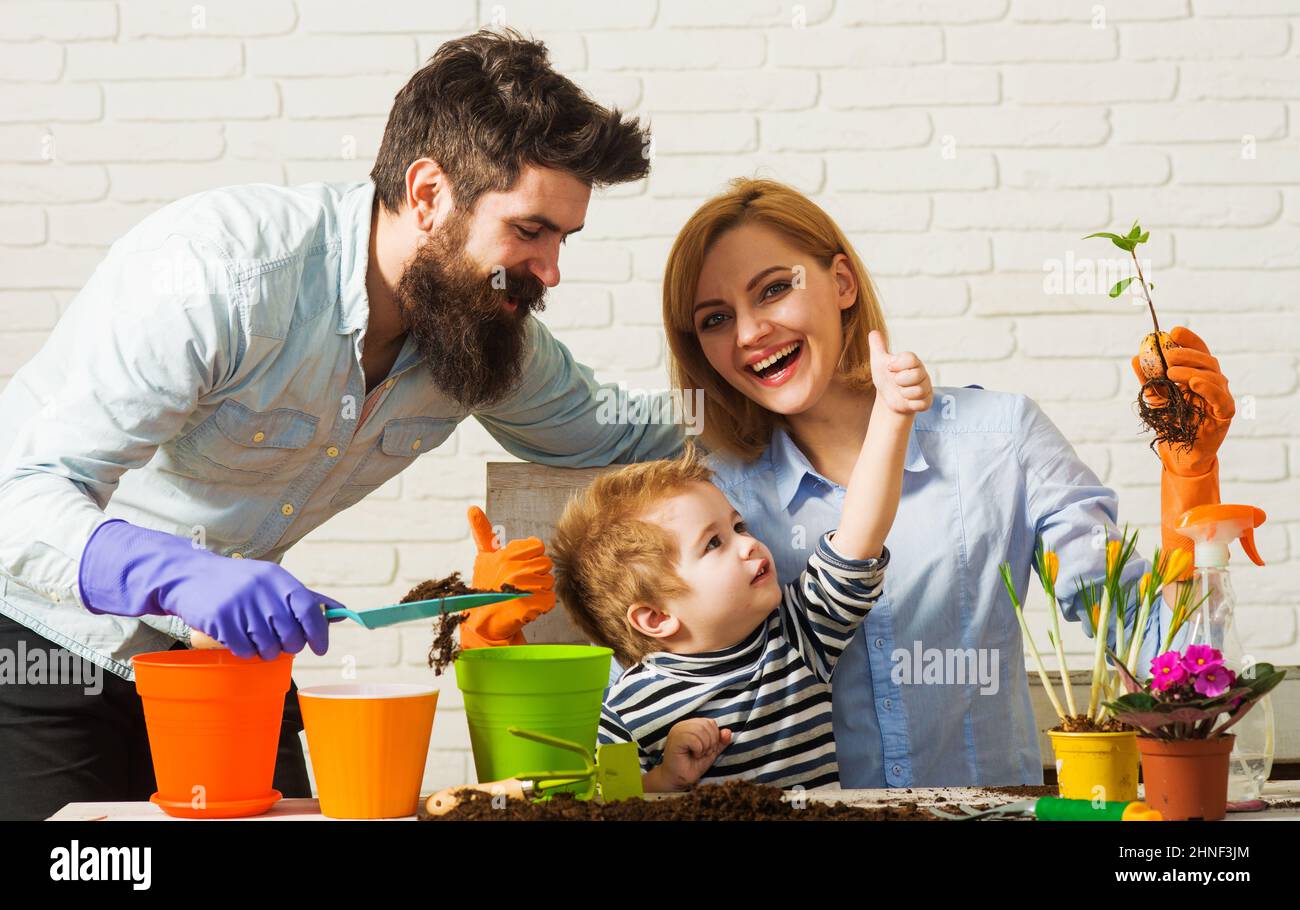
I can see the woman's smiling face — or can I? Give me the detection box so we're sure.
[692,222,857,416]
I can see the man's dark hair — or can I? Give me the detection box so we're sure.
[371,28,650,214]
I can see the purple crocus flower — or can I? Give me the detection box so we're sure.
[1182,644,1224,675]
[1193,665,1236,698]
[1150,651,1189,691]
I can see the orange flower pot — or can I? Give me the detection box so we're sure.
[298,683,439,819]
[132,649,293,819]
[1137,734,1235,821]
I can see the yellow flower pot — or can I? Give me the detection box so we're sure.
[1048,730,1139,803]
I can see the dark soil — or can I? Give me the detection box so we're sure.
[425,612,467,677]
[420,779,960,821]
[980,784,1058,798]
[399,572,523,676]
[1051,714,1133,733]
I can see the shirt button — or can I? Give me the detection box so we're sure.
[326,445,339,458]
[883,698,892,710]
[281,503,294,516]
[230,552,243,559]
[874,637,885,649]
[892,764,903,776]
[252,431,265,443]
[411,438,422,451]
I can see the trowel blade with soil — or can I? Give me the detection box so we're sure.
[325,592,527,630]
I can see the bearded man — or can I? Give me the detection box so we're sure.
[0,29,682,818]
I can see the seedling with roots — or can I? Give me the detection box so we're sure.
[1084,221,1206,452]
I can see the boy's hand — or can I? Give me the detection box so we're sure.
[650,718,732,792]
[869,330,932,415]
[460,506,557,649]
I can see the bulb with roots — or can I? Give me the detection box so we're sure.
[1136,331,1205,453]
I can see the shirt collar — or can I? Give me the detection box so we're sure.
[771,421,929,511]
[641,620,769,679]
[336,179,377,336]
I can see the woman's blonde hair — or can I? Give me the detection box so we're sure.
[663,178,889,460]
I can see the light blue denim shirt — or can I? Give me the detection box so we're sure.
[708,385,1157,788]
[0,179,683,680]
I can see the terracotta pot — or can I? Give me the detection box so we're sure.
[1137,734,1235,821]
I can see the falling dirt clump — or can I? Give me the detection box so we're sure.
[421,779,949,821]
[399,572,523,676]
[1051,714,1133,734]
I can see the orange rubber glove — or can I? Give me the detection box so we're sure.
[1131,326,1234,581]
[459,506,557,649]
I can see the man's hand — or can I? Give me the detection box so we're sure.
[460,506,557,649]
[869,330,933,415]
[645,718,732,792]
[78,519,334,660]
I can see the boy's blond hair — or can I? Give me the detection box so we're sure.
[551,445,714,667]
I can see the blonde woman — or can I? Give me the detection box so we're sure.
[660,178,1151,788]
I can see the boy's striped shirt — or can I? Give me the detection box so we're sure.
[598,532,889,789]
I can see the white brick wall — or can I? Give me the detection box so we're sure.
[2,1,1298,793]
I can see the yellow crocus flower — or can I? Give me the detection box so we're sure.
[1162,547,1192,583]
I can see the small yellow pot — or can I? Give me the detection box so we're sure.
[1048,730,1140,803]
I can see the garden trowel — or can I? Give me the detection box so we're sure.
[423,727,644,816]
[928,797,1162,821]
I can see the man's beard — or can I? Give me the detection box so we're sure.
[395,210,547,411]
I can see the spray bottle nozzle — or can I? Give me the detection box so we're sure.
[1176,504,1267,569]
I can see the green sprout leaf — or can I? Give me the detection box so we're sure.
[1083,231,1136,252]
[1109,277,1136,298]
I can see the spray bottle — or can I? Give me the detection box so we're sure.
[1174,503,1273,803]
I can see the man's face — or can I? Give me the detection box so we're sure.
[396,164,591,410]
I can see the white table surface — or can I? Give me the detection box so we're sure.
[47,781,1300,821]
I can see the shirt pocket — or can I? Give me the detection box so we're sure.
[176,398,319,481]
[333,416,456,500]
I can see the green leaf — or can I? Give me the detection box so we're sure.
[1127,221,1143,241]
[1109,276,1136,298]
[998,562,1020,610]
[1113,692,1158,711]
[1083,231,1136,252]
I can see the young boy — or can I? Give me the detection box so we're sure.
[551,331,932,791]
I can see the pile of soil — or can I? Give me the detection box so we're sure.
[421,779,953,821]
[398,572,522,676]
[980,784,1057,798]
[1051,714,1133,734]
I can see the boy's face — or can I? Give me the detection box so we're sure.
[630,481,782,654]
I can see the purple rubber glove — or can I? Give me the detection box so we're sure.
[78,518,334,660]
